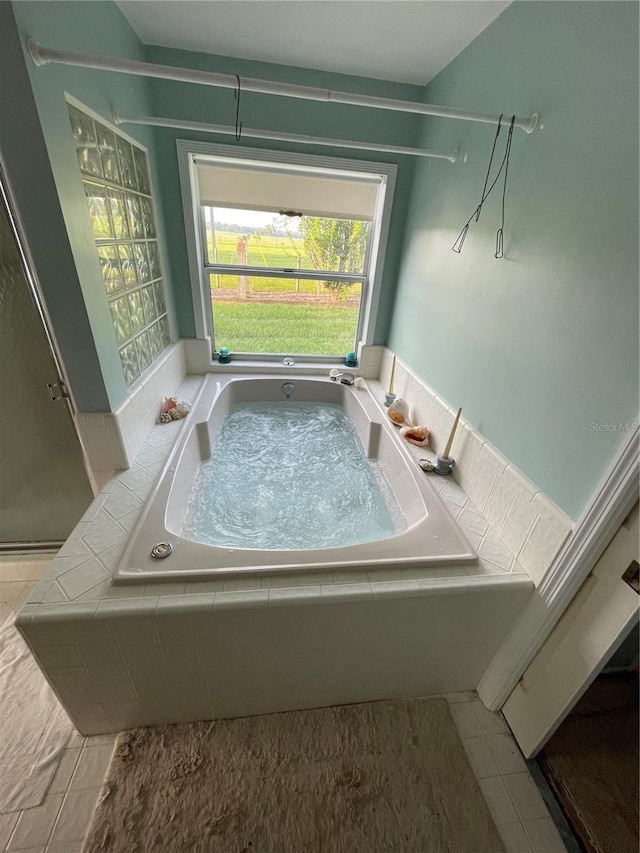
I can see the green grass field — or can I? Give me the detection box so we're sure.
[212,301,359,355]
[209,231,360,354]
[208,230,308,268]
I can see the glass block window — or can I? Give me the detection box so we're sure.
[67,102,171,386]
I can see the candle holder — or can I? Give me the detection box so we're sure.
[433,454,455,476]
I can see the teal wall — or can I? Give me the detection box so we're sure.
[143,45,423,341]
[0,3,109,412]
[6,0,638,520]
[388,1,639,519]
[10,1,176,410]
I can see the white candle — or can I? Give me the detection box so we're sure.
[389,355,396,395]
[443,407,462,459]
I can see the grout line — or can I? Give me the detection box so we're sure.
[44,784,73,851]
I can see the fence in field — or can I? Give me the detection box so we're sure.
[207,232,362,307]
[210,287,360,307]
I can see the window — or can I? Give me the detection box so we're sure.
[67,100,171,386]
[178,143,396,360]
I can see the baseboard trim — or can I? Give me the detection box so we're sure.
[0,541,63,553]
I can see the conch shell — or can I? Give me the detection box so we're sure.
[401,425,430,447]
[387,398,412,426]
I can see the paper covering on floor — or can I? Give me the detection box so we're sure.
[0,611,74,813]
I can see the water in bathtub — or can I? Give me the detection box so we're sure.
[182,402,406,550]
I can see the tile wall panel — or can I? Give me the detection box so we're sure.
[375,350,573,586]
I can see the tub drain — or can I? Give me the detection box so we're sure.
[151,542,173,559]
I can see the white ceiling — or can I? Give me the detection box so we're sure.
[116,1,510,86]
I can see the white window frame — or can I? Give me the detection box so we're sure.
[177,140,396,360]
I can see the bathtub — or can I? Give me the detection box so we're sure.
[113,374,477,582]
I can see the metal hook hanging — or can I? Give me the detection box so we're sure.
[452,113,515,256]
[452,223,469,254]
[234,74,243,141]
[476,114,502,223]
[494,116,515,259]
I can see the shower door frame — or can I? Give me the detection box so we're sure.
[0,161,97,550]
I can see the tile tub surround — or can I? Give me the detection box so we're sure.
[0,565,563,852]
[0,568,564,853]
[76,341,187,488]
[15,376,532,735]
[376,349,574,586]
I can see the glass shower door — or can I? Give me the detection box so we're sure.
[0,177,94,546]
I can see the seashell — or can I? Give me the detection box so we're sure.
[388,408,406,425]
[158,399,191,423]
[160,397,178,414]
[387,398,412,427]
[401,425,430,447]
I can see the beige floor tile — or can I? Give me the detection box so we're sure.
[48,788,100,845]
[47,842,83,853]
[0,562,23,583]
[478,776,520,826]
[7,847,45,853]
[522,817,567,853]
[0,583,29,608]
[70,745,114,791]
[449,701,483,737]
[17,561,49,582]
[84,734,117,747]
[49,749,81,794]
[485,732,528,775]
[471,699,509,734]
[503,772,550,822]
[441,692,471,704]
[498,821,535,853]
[7,794,64,850]
[0,812,20,848]
[65,731,86,749]
[462,736,500,778]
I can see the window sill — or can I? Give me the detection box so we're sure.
[206,360,359,376]
[182,338,381,379]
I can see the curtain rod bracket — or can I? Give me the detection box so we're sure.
[26,38,47,67]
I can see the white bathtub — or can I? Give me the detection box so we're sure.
[113,374,476,582]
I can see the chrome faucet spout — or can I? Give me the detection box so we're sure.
[330,372,355,386]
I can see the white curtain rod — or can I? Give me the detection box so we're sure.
[113,112,458,162]
[27,40,538,134]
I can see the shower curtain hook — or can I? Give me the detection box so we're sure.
[234,75,243,141]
